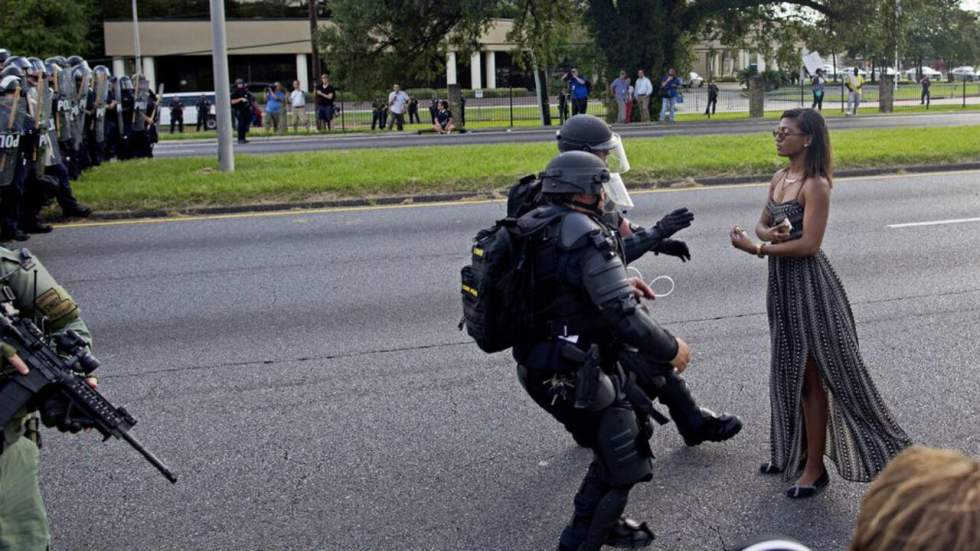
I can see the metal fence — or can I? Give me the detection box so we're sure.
[162,80,980,134]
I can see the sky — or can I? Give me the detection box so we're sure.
[963,0,980,12]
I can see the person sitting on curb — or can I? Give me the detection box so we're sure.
[432,100,455,134]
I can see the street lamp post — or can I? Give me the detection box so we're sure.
[210,0,235,172]
[131,0,142,75]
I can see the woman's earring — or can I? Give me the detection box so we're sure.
[804,143,810,148]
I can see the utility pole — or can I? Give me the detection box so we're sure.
[210,0,234,172]
[131,0,143,74]
[309,0,321,80]
[895,0,901,90]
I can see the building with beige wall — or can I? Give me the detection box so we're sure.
[104,17,522,93]
[104,16,764,92]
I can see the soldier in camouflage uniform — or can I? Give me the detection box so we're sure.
[0,246,94,551]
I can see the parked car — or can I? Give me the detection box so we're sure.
[686,72,704,87]
[904,66,943,80]
[951,66,977,81]
[159,92,217,130]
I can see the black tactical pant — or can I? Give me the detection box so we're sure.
[520,364,653,551]
[618,349,708,441]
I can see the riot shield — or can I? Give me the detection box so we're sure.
[0,92,27,187]
[52,65,73,143]
[71,65,92,148]
[132,74,149,132]
[93,66,109,143]
[114,77,124,131]
[41,87,61,165]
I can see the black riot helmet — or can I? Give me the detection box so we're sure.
[119,75,134,91]
[71,64,91,82]
[556,114,619,153]
[93,65,111,78]
[0,49,10,65]
[0,74,21,95]
[0,65,25,89]
[26,57,46,78]
[45,56,68,68]
[67,55,86,67]
[3,56,31,72]
[540,151,611,196]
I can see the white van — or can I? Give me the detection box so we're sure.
[159,92,217,130]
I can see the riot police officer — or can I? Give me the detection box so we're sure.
[511,114,742,448]
[0,69,32,242]
[0,245,95,550]
[513,151,692,550]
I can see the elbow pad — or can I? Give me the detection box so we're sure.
[580,245,678,363]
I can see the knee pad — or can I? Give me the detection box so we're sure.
[595,404,653,487]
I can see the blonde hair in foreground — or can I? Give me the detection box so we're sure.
[850,446,980,551]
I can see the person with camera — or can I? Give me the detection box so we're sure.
[563,67,591,115]
[0,246,96,550]
[265,82,286,134]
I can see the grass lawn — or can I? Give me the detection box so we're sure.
[74,125,980,213]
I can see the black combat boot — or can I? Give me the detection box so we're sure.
[681,408,743,447]
[604,517,655,548]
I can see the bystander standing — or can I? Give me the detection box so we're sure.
[811,69,826,111]
[387,83,409,131]
[846,68,864,116]
[659,68,680,122]
[563,68,590,115]
[610,70,630,123]
[372,95,388,130]
[289,80,308,132]
[705,81,719,116]
[634,69,653,122]
[315,74,336,131]
[265,82,286,134]
[407,95,420,124]
[919,75,931,108]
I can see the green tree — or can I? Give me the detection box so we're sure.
[0,0,94,58]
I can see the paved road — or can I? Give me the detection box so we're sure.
[30,170,980,550]
[155,111,980,158]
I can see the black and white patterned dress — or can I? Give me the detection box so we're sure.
[765,197,912,482]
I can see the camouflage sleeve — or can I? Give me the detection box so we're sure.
[1,248,92,349]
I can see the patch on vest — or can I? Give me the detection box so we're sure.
[35,287,79,328]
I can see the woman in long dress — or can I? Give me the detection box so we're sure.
[729,108,912,498]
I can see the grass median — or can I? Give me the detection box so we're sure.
[74,124,980,213]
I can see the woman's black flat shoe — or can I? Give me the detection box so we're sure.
[785,470,830,499]
[760,462,783,475]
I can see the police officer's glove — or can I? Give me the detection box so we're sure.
[653,239,691,262]
[37,391,95,434]
[651,208,694,240]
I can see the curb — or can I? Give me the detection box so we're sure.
[76,162,980,222]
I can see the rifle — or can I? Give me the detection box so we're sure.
[0,299,177,483]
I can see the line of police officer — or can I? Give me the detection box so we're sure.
[0,49,164,241]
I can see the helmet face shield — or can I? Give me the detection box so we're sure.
[602,172,634,211]
[603,134,631,173]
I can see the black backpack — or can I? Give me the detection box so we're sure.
[459,218,528,353]
[506,174,543,219]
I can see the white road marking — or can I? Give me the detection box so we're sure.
[888,217,980,228]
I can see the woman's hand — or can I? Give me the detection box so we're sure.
[764,220,791,243]
[730,225,756,254]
